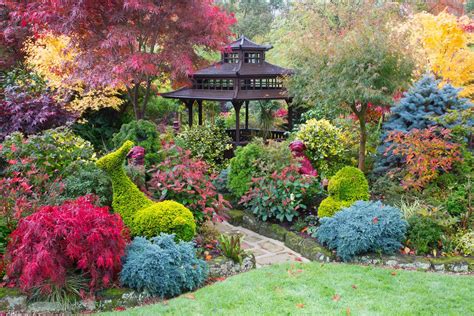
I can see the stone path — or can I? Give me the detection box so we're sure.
[215,221,309,268]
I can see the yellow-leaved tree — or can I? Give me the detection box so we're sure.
[403,11,474,99]
[24,34,124,114]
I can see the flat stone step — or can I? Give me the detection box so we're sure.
[215,221,309,267]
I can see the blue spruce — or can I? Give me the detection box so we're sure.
[373,74,472,176]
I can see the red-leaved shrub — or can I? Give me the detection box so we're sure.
[148,143,230,222]
[385,127,463,190]
[0,157,64,230]
[6,195,129,295]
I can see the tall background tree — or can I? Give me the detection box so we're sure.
[5,0,235,120]
[269,2,415,171]
[217,0,288,40]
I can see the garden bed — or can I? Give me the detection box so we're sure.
[0,255,256,314]
[227,209,474,274]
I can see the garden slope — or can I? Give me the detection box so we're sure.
[102,262,474,315]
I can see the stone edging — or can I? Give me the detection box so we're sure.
[227,209,474,274]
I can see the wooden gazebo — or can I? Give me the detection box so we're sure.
[161,36,294,145]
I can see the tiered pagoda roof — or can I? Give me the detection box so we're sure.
[161,36,293,102]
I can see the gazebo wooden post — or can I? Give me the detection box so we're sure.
[245,100,250,130]
[232,101,243,144]
[197,100,203,125]
[185,99,194,127]
[286,98,294,131]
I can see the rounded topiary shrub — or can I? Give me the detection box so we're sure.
[132,200,196,241]
[318,166,369,217]
[328,166,370,201]
[120,234,208,298]
[316,200,407,261]
[111,120,161,167]
[317,196,353,218]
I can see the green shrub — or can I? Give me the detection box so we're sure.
[111,120,161,167]
[406,215,443,255]
[0,127,95,177]
[295,119,346,177]
[61,161,112,206]
[328,166,370,201]
[239,165,317,222]
[445,188,468,217]
[318,166,369,217]
[316,201,407,261]
[455,231,474,256]
[132,200,196,241]
[176,118,232,172]
[228,143,265,197]
[318,196,353,218]
[120,234,208,298]
[228,139,292,197]
[72,108,124,153]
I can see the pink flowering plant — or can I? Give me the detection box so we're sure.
[148,142,231,222]
[239,164,317,222]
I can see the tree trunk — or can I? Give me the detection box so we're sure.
[358,116,367,172]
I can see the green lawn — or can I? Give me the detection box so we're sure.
[103,262,474,316]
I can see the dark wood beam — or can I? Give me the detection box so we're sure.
[245,100,249,130]
[286,98,293,131]
[232,101,243,144]
[185,99,194,127]
[197,100,203,125]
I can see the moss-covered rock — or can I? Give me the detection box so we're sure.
[227,209,245,226]
[258,223,287,242]
[284,231,304,254]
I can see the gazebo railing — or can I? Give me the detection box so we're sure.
[225,128,286,144]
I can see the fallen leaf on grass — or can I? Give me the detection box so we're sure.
[332,294,341,302]
[184,294,196,300]
[346,307,351,315]
[296,303,305,309]
[351,284,357,289]
[391,271,397,276]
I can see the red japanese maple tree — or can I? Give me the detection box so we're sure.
[5,0,235,118]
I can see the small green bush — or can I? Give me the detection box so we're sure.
[120,234,208,298]
[132,200,196,241]
[61,161,112,206]
[228,142,266,197]
[295,119,346,177]
[176,118,232,172]
[328,166,370,201]
[227,139,292,197]
[316,201,407,261]
[318,166,369,217]
[111,120,160,167]
[406,215,443,255]
[318,196,353,218]
[455,231,474,256]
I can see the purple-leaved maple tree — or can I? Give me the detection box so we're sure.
[5,0,236,119]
